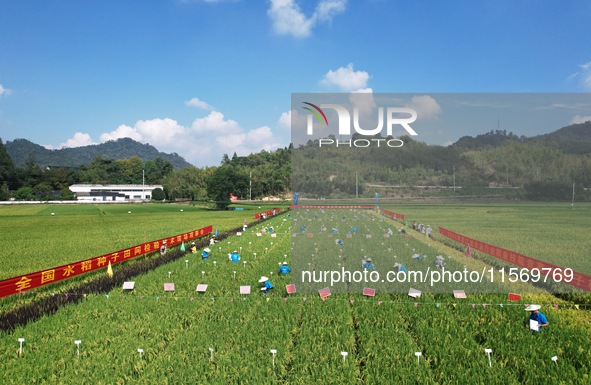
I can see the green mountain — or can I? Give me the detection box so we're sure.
[4,137,193,169]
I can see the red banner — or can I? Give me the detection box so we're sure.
[439,227,591,292]
[290,205,374,209]
[0,225,212,299]
[254,208,282,219]
[381,209,405,220]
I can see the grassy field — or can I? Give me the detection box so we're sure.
[380,202,591,275]
[0,202,288,280]
[1,210,590,384]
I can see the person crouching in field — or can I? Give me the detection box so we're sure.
[525,304,549,332]
[190,242,197,254]
[259,276,273,294]
[278,261,291,275]
[160,241,167,256]
[202,247,211,261]
[362,257,375,269]
[229,250,240,263]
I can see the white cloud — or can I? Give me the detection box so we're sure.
[100,124,143,142]
[268,0,347,38]
[0,84,12,96]
[321,63,370,91]
[406,95,442,120]
[278,110,292,130]
[185,97,212,110]
[60,132,97,148]
[568,61,591,90]
[191,111,241,135]
[349,87,375,117]
[570,115,591,124]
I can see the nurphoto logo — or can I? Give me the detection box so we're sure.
[302,100,418,148]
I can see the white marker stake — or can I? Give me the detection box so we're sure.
[239,247,242,253]
[202,271,205,279]
[270,349,277,368]
[415,352,422,364]
[265,247,268,253]
[551,356,558,364]
[341,351,348,363]
[213,261,217,268]
[209,347,214,361]
[243,261,247,268]
[168,271,171,279]
[18,338,24,356]
[185,260,189,268]
[138,348,144,359]
[485,348,492,367]
[233,271,236,280]
[75,340,82,358]
[254,252,257,259]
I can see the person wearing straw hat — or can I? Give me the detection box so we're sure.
[160,240,167,256]
[190,242,197,254]
[202,247,211,261]
[278,261,291,275]
[362,257,375,270]
[525,304,549,331]
[259,276,273,294]
[229,250,240,263]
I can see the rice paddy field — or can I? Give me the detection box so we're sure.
[0,202,590,384]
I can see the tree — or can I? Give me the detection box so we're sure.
[152,187,165,201]
[206,166,248,209]
[0,138,17,190]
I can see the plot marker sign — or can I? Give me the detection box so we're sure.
[240,286,251,295]
[196,284,208,293]
[485,348,492,367]
[453,290,466,299]
[363,288,376,297]
[286,284,297,294]
[18,338,24,356]
[122,282,135,290]
[164,283,175,292]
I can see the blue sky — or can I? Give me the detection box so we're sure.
[1,0,590,166]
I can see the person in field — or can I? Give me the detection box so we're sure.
[435,256,445,269]
[202,247,211,261]
[259,276,273,294]
[229,250,240,263]
[160,241,167,256]
[190,242,197,254]
[278,261,291,275]
[394,263,408,273]
[209,236,216,246]
[336,238,344,246]
[427,225,432,238]
[525,304,549,331]
[362,257,375,269]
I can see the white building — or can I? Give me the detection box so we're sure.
[69,184,163,202]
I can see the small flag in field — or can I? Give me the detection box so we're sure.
[453,290,466,299]
[466,244,472,257]
[286,284,297,294]
[363,288,376,297]
[508,293,521,302]
[107,261,113,278]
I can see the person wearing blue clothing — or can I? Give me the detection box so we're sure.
[361,257,375,269]
[336,238,344,246]
[353,226,358,234]
[525,304,549,331]
[300,225,306,232]
[259,276,273,294]
[278,261,291,275]
[394,263,407,273]
[269,226,274,233]
[202,247,211,261]
[229,250,240,263]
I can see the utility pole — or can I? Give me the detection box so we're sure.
[572,182,575,209]
[249,172,252,201]
[453,165,456,192]
[142,169,145,201]
[355,171,359,199]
